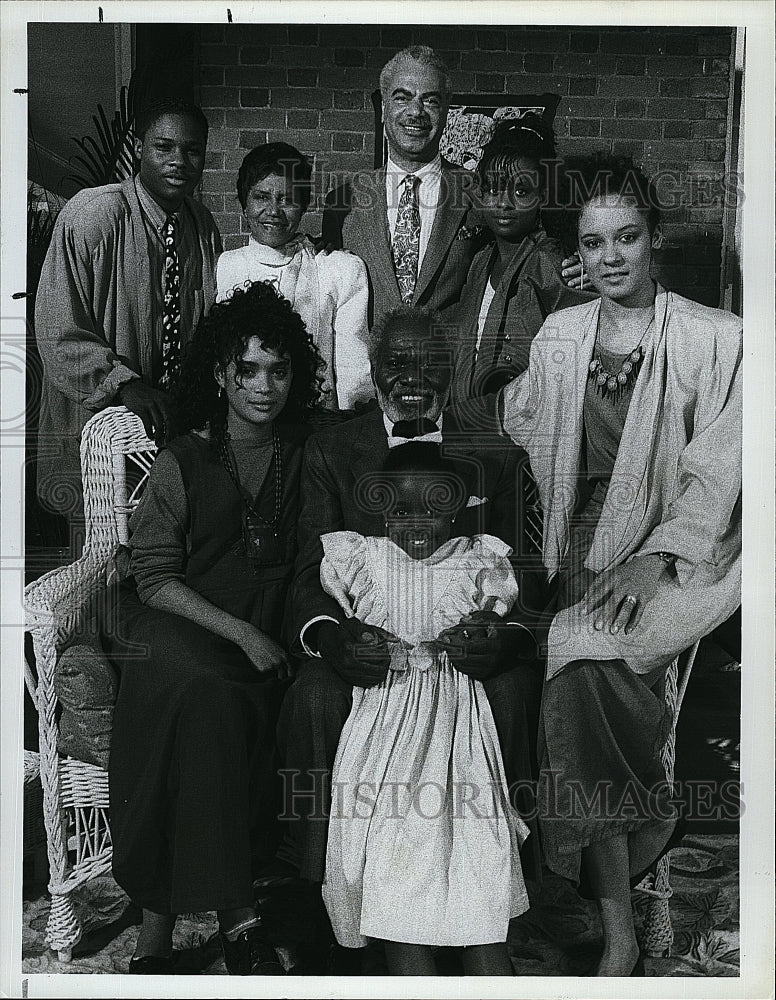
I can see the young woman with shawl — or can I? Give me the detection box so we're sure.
[500,153,742,976]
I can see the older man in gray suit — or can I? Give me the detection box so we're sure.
[322,46,483,325]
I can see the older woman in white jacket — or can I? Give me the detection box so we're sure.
[216,142,373,411]
[501,154,741,977]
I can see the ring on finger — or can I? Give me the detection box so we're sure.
[462,629,471,639]
[622,594,638,607]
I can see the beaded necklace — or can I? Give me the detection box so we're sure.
[219,428,285,570]
[588,310,654,402]
[219,428,282,526]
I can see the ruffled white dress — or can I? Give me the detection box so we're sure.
[320,531,530,948]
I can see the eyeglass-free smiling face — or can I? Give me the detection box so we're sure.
[372,327,453,425]
[382,58,448,171]
[243,172,305,250]
[385,472,458,559]
[578,195,656,307]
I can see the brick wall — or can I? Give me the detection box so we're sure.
[194,23,735,307]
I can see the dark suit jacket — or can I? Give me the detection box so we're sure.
[447,230,596,408]
[290,407,544,653]
[322,163,485,326]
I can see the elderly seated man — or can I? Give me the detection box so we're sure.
[272,304,545,965]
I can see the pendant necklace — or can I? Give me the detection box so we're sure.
[219,429,285,570]
[588,309,654,402]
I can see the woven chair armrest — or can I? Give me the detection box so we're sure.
[24,555,112,644]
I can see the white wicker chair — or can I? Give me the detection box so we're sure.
[24,407,156,961]
[634,641,699,956]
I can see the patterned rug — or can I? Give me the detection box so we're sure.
[22,833,738,979]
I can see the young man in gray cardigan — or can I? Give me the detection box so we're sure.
[35,99,221,518]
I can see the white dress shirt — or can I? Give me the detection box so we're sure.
[383,411,444,448]
[475,278,499,355]
[385,154,443,274]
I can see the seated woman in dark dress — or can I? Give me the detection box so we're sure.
[448,113,592,409]
[106,281,323,976]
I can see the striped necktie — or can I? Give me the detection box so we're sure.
[392,174,421,303]
[159,214,182,390]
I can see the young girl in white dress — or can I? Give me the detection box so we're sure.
[216,142,373,411]
[320,442,530,976]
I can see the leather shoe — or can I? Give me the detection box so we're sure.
[220,924,284,975]
[127,953,176,975]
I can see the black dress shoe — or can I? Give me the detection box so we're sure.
[630,953,645,976]
[328,942,367,975]
[220,924,284,975]
[127,953,176,975]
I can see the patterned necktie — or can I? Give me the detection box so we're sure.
[159,214,182,390]
[392,174,421,303]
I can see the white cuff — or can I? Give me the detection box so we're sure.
[300,615,340,658]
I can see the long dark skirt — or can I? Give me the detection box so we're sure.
[538,658,675,886]
[106,587,282,914]
[537,487,676,887]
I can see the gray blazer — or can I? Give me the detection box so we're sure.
[322,163,484,326]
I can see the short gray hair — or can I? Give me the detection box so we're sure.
[379,45,452,101]
[368,304,452,365]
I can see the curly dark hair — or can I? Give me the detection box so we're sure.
[236,142,313,212]
[171,281,324,443]
[558,151,662,249]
